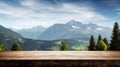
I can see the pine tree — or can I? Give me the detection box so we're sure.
[60,40,69,51]
[88,35,96,50]
[97,34,102,45]
[0,44,6,51]
[96,40,108,50]
[96,35,102,50]
[110,22,120,50]
[11,42,21,51]
[103,38,109,49]
[103,38,109,45]
[118,32,120,50]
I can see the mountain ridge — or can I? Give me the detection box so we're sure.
[15,26,46,39]
[10,20,112,41]
[38,20,112,40]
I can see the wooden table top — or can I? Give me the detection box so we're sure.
[0,51,119,60]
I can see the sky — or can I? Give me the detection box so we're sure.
[0,0,120,29]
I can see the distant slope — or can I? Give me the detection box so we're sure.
[15,26,46,39]
[22,38,89,51]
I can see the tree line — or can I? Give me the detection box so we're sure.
[88,22,120,51]
[0,41,68,51]
[60,22,120,51]
[0,42,21,51]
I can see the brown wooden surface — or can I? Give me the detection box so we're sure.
[0,51,120,60]
[0,60,120,67]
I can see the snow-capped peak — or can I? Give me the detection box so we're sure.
[72,25,80,29]
[87,27,91,30]
[96,28,103,30]
[66,19,82,26]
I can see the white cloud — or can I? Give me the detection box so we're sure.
[0,2,33,18]
[20,0,39,8]
[50,3,110,23]
[115,8,120,23]
[0,0,113,29]
[116,8,120,15]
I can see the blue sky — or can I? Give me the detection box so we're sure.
[0,0,120,29]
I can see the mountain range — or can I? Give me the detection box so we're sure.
[39,20,112,40]
[0,24,88,50]
[15,26,46,39]
[15,20,112,40]
[0,20,112,50]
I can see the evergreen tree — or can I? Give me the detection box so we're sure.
[103,38,109,49]
[118,32,120,50]
[110,22,120,50]
[11,42,21,51]
[60,40,69,51]
[97,34,102,45]
[103,38,109,45]
[96,35,102,50]
[0,44,6,51]
[88,35,96,50]
[96,40,108,50]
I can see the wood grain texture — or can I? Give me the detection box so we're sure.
[0,51,119,60]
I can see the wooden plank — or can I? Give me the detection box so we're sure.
[0,51,119,60]
[0,60,120,67]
